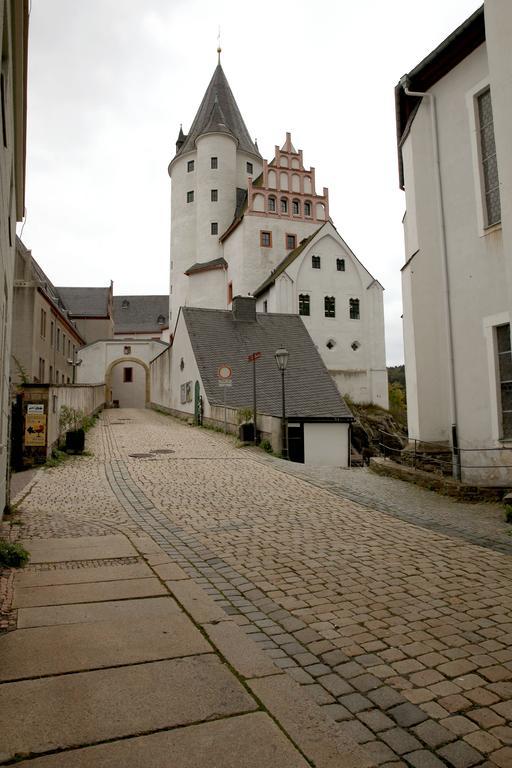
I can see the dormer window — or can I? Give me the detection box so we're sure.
[122,299,129,309]
[157,314,166,324]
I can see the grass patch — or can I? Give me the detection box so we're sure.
[0,539,30,568]
[44,449,70,469]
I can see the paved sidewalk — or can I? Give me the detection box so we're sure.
[4,408,512,767]
[0,531,369,766]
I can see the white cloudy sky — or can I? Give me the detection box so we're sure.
[22,0,481,365]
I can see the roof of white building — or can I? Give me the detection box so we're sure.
[173,64,261,160]
[57,286,111,318]
[181,299,353,420]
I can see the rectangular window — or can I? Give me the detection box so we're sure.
[62,373,65,384]
[299,294,310,317]
[260,231,272,247]
[49,365,53,383]
[38,357,45,382]
[40,309,46,338]
[336,258,345,272]
[123,367,133,383]
[228,281,233,304]
[62,333,66,353]
[263,300,268,313]
[68,340,71,357]
[57,328,60,349]
[312,255,321,269]
[324,296,335,318]
[246,162,253,174]
[211,222,218,235]
[478,88,501,227]
[349,298,360,319]
[187,160,194,172]
[304,201,312,217]
[186,190,194,203]
[50,321,54,346]
[286,234,297,250]
[211,189,218,202]
[211,156,218,169]
[497,324,512,438]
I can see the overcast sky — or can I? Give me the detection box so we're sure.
[23,0,481,365]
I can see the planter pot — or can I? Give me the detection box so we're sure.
[66,428,85,454]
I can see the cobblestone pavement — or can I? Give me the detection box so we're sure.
[250,455,512,556]
[14,408,512,767]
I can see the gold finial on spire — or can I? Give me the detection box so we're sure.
[217,26,222,64]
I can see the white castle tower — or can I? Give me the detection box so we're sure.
[168,59,262,323]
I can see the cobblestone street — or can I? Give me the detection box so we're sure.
[11,408,512,767]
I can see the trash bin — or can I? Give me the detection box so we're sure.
[239,422,255,442]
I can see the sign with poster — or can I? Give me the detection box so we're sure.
[24,413,47,447]
[27,404,44,414]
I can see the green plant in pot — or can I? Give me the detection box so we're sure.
[60,405,85,454]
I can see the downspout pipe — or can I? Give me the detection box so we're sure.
[399,76,461,481]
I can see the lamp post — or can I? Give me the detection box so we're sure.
[274,348,289,460]
[67,349,82,384]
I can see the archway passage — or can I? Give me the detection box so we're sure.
[106,357,150,408]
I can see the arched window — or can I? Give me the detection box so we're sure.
[304,201,312,217]
[268,196,276,212]
[349,298,360,319]
[292,199,300,216]
[280,197,288,214]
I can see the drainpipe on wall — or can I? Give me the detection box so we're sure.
[399,77,461,481]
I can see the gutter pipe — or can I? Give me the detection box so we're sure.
[399,76,461,481]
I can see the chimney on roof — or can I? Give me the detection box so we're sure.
[232,295,256,322]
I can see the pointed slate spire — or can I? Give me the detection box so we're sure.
[175,125,186,153]
[175,64,261,159]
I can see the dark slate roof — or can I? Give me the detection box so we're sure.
[182,305,353,420]
[174,64,261,160]
[254,226,325,297]
[184,257,227,276]
[113,295,169,333]
[57,286,111,317]
[395,5,484,188]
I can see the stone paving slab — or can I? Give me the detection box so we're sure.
[166,578,227,623]
[22,535,137,563]
[17,596,181,628]
[0,656,257,762]
[204,619,281,678]
[0,614,211,681]
[13,577,166,607]
[15,562,152,587]
[12,712,310,768]
[249,673,374,768]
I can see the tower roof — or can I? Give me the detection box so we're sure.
[175,64,261,159]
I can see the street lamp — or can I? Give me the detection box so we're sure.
[274,348,289,460]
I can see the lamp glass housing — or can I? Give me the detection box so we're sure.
[274,348,289,371]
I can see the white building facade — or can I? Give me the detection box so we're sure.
[396,1,512,485]
[168,63,388,407]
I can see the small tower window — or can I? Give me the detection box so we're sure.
[349,298,360,319]
[286,234,296,250]
[325,296,336,318]
[211,189,218,202]
[260,231,272,247]
[312,255,321,269]
[246,161,253,174]
[280,197,288,214]
[336,258,345,272]
[187,160,194,172]
[292,199,300,215]
[299,294,310,317]
[268,196,276,212]
[187,191,194,203]
[304,201,312,217]
[211,222,218,235]
[211,156,218,169]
